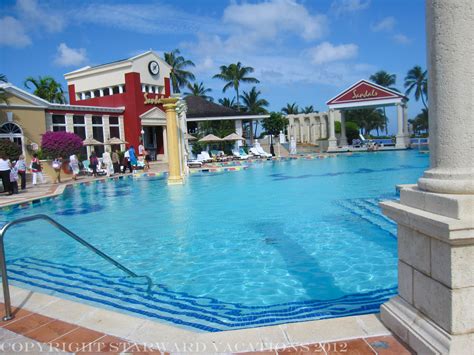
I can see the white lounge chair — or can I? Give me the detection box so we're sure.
[232,148,249,160]
[249,147,261,157]
[200,151,213,162]
[255,145,272,158]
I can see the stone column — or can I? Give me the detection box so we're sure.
[159,97,183,184]
[162,126,168,162]
[403,104,410,146]
[395,103,405,148]
[235,119,243,150]
[327,109,337,151]
[287,116,293,142]
[380,1,474,354]
[339,111,348,147]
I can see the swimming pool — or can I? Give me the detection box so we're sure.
[1,150,429,331]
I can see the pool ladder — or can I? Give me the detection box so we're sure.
[0,214,151,321]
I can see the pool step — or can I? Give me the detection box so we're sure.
[6,256,396,332]
[338,198,397,237]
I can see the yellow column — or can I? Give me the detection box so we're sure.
[159,97,184,184]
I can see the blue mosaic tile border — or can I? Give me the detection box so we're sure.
[7,256,396,332]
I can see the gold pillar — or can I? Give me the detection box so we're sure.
[159,97,184,184]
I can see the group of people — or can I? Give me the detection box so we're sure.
[0,153,44,195]
[1,142,153,195]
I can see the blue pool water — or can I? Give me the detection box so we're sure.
[1,150,429,331]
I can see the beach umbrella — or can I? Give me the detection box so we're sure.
[82,137,104,146]
[222,133,245,141]
[105,137,128,145]
[198,134,223,143]
[185,133,197,141]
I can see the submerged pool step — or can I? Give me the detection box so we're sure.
[338,198,397,237]
[6,256,396,332]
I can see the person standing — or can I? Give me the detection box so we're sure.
[30,153,44,186]
[89,151,99,177]
[111,149,120,174]
[144,149,151,171]
[15,155,27,190]
[138,141,145,157]
[102,149,113,177]
[69,154,80,180]
[129,145,137,169]
[52,156,62,183]
[9,164,18,194]
[0,153,12,195]
[122,149,131,173]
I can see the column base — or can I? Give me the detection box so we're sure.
[167,175,184,185]
[381,296,474,354]
[339,138,348,147]
[395,135,406,149]
[327,138,338,152]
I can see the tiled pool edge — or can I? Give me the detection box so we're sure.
[0,285,397,352]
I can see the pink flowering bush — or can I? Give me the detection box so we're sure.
[41,131,83,159]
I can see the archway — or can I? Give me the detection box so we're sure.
[0,122,24,154]
[326,80,409,152]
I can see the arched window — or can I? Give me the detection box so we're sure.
[0,122,23,148]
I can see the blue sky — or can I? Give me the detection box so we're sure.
[0,0,426,134]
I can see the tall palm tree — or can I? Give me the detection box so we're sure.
[184,82,213,101]
[0,74,8,104]
[404,65,428,110]
[164,49,196,94]
[281,102,299,115]
[369,70,398,134]
[240,87,269,114]
[213,62,259,109]
[24,76,66,103]
[218,97,237,109]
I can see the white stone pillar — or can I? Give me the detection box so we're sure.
[65,114,74,133]
[99,89,104,97]
[327,109,337,151]
[81,92,86,100]
[403,104,410,146]
[380,1,474,354]
[235,119,243,150]
[287,116,293,142]
[118,85,124,94]
[162,126,168,162]
[339,111,348,147]
[395,103,405,148]
[90,91,95,99]
[108,87,113,95]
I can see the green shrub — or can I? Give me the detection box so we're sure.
[0,140,22,161]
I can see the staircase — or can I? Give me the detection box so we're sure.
[337,198,397,238]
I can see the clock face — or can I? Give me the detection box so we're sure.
[148,61,160,75]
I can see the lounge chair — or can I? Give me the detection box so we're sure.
[249,147,261,157]
[187,153,203,167]
[200,151,213,162]
[232,148,249,160]
[255,145,272,158]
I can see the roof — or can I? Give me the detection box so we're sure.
[184,96,257,119]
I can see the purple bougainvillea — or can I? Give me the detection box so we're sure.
[41,131,83,159]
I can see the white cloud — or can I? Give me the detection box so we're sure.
[331,0,371,15]
[16,0,64,33]
[307,42,358,65]
[393,33,412,44]
[54,43,88,67]
[223,0,327,41]
[0,16,31,47]
[371,17,396,32]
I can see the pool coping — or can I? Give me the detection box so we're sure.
[1,285,393,352]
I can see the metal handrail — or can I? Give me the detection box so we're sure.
[0,214,147,321]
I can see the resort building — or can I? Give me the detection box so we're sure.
[286,111,332,144]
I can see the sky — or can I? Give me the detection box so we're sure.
[0,0,427,134]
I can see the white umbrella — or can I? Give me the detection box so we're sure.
[222,133,245,141]
[185,133,197,141]
[105,137,128,145]
[83,137,104,146]
[198,134,223,143]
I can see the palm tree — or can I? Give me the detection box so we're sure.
[404,66,428,110]
[369,70,398,135]
[281,102,299,115]
[240,87,269,114]
[213,62,259,109]
[164,49,196,94]
[184,82,213,101]
[24,76,66,103]
[303,105,316,114]
[218,97,237,109]
[0,74,8,104]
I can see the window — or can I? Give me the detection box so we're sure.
[73,115,84,125]
[72,115,86,158]
[109,116,118,125]
[109,116,120,140]
[93,90,100,98]
[92,115,104,156]
[0,122,23,150]
[112,86,120,95]
[52,114,66,132]
[92,116,102,124]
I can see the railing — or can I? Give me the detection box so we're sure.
[0,214,151,321]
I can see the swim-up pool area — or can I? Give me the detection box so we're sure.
[1,150,429,332]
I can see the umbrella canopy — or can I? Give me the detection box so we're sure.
[105,137,128,145]
[83,137,104,146]
[185,133,197,141]
[222,133,245,141]
[198,134,223,143]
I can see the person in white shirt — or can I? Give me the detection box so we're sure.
[102,149,113,177]
[138,141,145,156]
[0,153,12,194]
